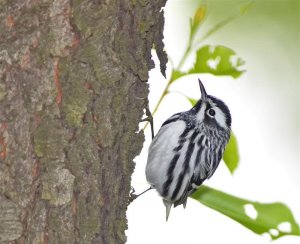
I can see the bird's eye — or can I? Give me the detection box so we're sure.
[207,108,215,117]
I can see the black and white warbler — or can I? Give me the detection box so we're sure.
[146,78,231,220]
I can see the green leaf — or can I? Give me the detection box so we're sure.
[240,1,254,14]
[189,45,245,78]
[192,186,300,240]
[223,132,239,174]
[197,2,254,43]
[168,92,198,106]
[185,96,198,106]
[190,5,207,38]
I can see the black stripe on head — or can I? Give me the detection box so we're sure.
[208,95,231,128]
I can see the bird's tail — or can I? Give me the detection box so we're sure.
[163,199,173,221]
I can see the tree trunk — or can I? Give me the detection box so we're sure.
[0,0,166,243]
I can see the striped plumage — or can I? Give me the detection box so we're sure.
[146,79,231,220]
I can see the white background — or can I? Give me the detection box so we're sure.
[127,1,300,243]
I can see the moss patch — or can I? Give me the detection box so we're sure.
[60,58,91,128]
[33,117,68,163]
[41,167,75,206]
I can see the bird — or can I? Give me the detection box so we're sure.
[145,78,231,221]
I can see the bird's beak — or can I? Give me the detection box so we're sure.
[198,78,207,101]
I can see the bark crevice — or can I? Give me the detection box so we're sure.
[0,0,167,243]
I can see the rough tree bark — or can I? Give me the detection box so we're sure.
[0,0,166,243]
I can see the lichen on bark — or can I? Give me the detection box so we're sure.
[0,0,167,243]
[0,199,23,242]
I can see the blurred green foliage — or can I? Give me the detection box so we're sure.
[149,1,300,240]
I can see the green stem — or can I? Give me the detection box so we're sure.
[144,3,252,132]
[143,10,199,130]
[143,26,195,130]
[176,44,192,71]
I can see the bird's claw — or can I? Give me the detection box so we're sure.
[129,187,138,204]
[140,107,154,139]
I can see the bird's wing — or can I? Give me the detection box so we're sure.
[146,118,188,197]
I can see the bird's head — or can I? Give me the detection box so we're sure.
[193,78,231,131]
